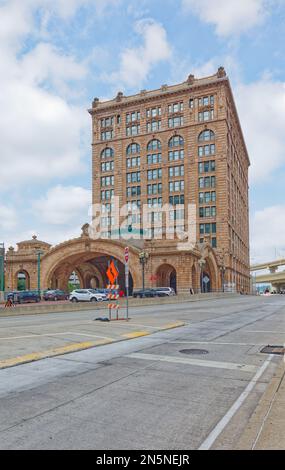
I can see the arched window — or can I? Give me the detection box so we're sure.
[147,139,161,151]
[168,135,184,148]
[101,147,114,159]
[198,130,215,142]
[126,143,140,155]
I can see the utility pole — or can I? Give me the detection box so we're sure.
[0,243,5,293]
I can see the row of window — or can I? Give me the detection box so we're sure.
[103,149,213,172]
[100,96,215,129]
[101,123,216,141]
[101,131,215,158]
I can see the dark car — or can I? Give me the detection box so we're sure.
[43,289,69,301]
[8,291,41,304]
[133,289,156,298]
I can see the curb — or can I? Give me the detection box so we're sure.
[0,293,240,318]
[236,360,285,450]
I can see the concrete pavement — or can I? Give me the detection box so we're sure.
[0,295,284,449]
[236,360,285,450]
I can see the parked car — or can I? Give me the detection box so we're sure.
[153,287,176,297]
[8,291,41,304]
[69,289,107,303]
[132,289,156,298]
[43,289,69,301]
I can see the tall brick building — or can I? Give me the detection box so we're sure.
[5,68,250,295]
[88,67,250,293]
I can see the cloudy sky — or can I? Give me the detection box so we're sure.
[0,0,285,263]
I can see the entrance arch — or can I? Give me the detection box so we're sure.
[16,270,30,291]
[156,263,177,292]
[41,238,141,293]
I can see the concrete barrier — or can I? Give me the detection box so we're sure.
[0,292,240,318]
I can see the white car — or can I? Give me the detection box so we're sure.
[69,289,107,303]
[155,287,176,296]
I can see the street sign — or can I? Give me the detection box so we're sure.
[106,260,119,285]
[125,247,129,264]
[203,275,210,285]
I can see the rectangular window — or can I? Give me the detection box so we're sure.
[147,120,161,132]
[169,150,184,161]
[101,161,114,172]
[101,175,114,187]
[147,169,162,180]
[126,125,140,136]
[147,153,162,164]
[101,130,113,141]
[126,111,140,123]
[169,195,184,205]
[169,180,184,192]
[198,110,214,122]
[169,116,184,128]
[147,107,161,118]
[198,161,216,173]
[101,116,114,128]
[126,157,140,168]
[169,166,184,177]
[168,102,184,113]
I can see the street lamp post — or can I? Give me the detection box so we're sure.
[36,250,44,296]
[220,266,226,293]
[139,251,149,291]
[0,243,5,293]
[198,259,206,293]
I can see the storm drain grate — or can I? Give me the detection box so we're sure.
[180,349,209,355]
[260,345,285,355]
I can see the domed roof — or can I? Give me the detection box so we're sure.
[16,235,51,252]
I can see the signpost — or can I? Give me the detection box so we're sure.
[106,260,120,320]
[0,243,4,294]
[125,247,129,320]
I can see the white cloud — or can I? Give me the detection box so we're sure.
[235,79,285,183]
[107,19,172,88]
[251,206,285,262]
[0,1,91,192]
[182,0,268,36]
[0,205,18,231]
[33,185,91,225]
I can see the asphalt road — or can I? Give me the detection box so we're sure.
[0,295,284,450]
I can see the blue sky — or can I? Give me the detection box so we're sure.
[0,0,285,263]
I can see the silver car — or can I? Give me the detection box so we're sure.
[69,289,107,303]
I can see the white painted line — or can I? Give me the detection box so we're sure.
[245,330,285,334]
[171,341,256,346]
[126,353,257,373]
[198,355,274,450]
[0,331,113,341]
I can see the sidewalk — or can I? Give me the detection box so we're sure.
[236,359,285,450]
[0,292,238,317]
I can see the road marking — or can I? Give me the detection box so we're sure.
[198,355,274,450]
[245,330,285,334]
[123,331,150,339]
[171,341,257,346]
[0,341,108,370]
[0,332,114,341]
[126,353,257,373]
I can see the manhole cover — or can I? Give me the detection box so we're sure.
[260,345,285,355]
[180,349,209,355]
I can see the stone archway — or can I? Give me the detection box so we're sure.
[41,237,141,293]
[156,263,177,292]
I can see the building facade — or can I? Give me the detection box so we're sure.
[89,67,250,293]
[4,68,250,294]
